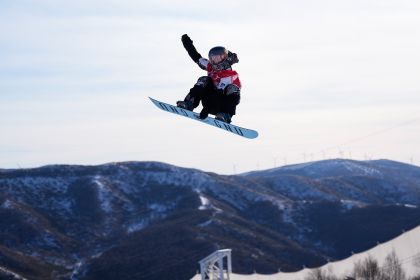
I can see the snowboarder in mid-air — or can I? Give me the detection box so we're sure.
[149,34,257,138]
[176,34,241,124]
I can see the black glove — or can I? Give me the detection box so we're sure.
[181,34,202,63]
[226,51,239,65]
[211,51,238,70]
[181,34,193,45]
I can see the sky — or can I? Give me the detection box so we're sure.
[1,0,419,174]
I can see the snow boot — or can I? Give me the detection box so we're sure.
[215,112,232,123]
[176,100,193,111]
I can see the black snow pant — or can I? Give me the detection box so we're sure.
[184,76,240,119]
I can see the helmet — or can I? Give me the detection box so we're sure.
[208,46,228,65]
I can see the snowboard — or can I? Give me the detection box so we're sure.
[149,97,258,139]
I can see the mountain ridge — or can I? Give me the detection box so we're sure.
[1,159,420,280]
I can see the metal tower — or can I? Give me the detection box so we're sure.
[199,249,232,280]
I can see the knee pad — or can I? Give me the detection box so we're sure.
[195,76,212,87]
[224,84,240,96]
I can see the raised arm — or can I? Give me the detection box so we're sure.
[181,34,206,68]
[181,34,239,70]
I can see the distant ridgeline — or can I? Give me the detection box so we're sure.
[1,159,420,280]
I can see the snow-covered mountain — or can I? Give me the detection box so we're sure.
[1,159,420,280]
[243,159,420,205]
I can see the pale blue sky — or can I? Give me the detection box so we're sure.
[1,0,419,173]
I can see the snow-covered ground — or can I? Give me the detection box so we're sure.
[191,225,420,280]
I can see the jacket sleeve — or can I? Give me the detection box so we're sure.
[181,34,203,64]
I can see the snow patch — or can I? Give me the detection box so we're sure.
[341,161,383,177]
[136,166,212,191]
[1,199,14,209]
[197,195,223,213]
[70,260,84,280]
[199,195,211,210]
[404,204,417,208]
[198,220,213,227]
[127,220,149,233]
[249,159,384,178]
[0,266,28,280]
[93,176,113,213]
[340,199,365,210]
[148,203,168,213]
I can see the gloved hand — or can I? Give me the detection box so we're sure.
[181,34,202,63]
[227,51,239,64]
[224,84,240,96]
[181,34,193,45]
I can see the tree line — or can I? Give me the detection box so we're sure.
[305,251,420,280]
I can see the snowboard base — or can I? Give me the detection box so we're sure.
[149,97,258,139]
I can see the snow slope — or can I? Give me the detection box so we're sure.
[191,225,420,280]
